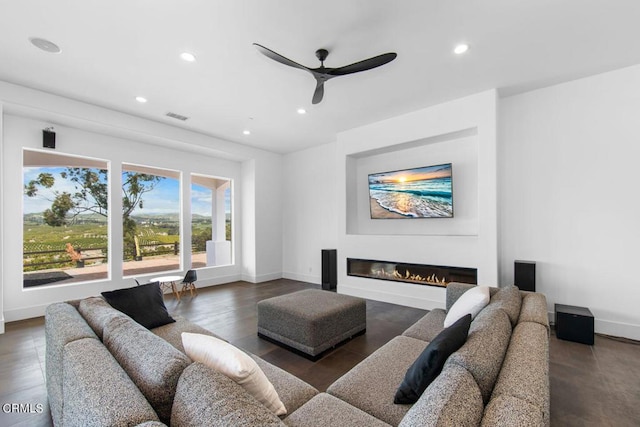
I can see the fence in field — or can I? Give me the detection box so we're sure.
[23,241,183,269]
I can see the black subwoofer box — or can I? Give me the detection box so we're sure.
[555,304,594,345]
[321,249,337,291]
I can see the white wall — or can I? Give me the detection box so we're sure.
[349,133,478,236]
[282,90,498,310]
[0,103,4,333]
[0,81,283,326]
[282,142,339,283]
[499,64,640,340]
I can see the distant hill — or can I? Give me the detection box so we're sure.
[23,212,107,224]
[131,212,180,223]
[25,211,228,224]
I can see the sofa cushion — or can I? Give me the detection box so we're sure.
[490,285,522,326]
[182,332,286,416]
[488,321,550,425]
[78,296,130,339]
[45,303,99,426]
[445,306,512,403]
[152,315,225,353]
[401,308,446,342]
[326,335,427,426]
[103,315,191,423]
[398,364,483,427]
[102,282,175,329]
[395,314,471,404]
[444,286,490,327]
[284,393,391,427]
[62,338,161,427]
[251,355,319,414]
[172,362,286,427]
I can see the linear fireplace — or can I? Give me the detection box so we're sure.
[347,258,477,288]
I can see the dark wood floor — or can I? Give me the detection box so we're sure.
[0,279,638,426]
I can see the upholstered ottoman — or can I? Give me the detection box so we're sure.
[257,289,366,360]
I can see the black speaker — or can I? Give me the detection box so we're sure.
[514,260,536,292]
[555,304,594,345]
[43,129,56,149]
[321,249,337,291]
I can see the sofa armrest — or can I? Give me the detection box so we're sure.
[45,303,99,426]
[62,338,161,427]
[518,293,550,331]
[401,308,446,342]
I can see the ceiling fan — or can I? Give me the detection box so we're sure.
[253,43,397,104]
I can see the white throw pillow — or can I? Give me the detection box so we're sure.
[443,286,491,328]
[181,332,287,416]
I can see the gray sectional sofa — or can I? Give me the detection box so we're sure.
[45,283,549,426]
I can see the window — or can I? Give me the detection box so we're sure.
[23,150,109,288]
[191,174,232,268]
[122,164,181,277]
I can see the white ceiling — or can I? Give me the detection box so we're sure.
[1,1,639,154]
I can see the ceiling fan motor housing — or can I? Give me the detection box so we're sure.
[315,49,329,62]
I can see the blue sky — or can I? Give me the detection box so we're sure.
[23,167,231,216]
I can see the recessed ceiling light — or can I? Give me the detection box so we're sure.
[297,108,307,115]
[454,44,469,55]
[180,52,196,62]
[29,37,61,54]
[243,130,251,135]
[135,96,148,103]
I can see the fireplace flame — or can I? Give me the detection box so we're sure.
[373,268,448,286]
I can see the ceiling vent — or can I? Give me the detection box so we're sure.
[165,112,189,121]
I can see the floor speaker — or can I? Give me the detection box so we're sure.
[321,249,337,291]
[515,260,536,292]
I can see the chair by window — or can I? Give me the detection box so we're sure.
[181,270,198,298]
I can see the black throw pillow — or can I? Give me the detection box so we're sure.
[394,313,472,404]
[101,282,175,329]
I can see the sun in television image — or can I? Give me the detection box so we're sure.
[368,163,453,218]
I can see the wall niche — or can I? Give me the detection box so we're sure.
[345,128,479,237]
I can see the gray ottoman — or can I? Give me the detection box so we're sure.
[257,290,366,360]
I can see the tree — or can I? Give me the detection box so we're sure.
[25,168,164,249]
[25,168,109,224]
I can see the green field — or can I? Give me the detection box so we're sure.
[23,213,230,272]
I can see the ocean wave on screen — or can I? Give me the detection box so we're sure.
[369,177,453,218]
[371,189,453,218]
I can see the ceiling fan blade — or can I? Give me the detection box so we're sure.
[253,43,310,72]
[328,52,397,76]
[312,80,325,104]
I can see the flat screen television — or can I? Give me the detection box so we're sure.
[368,163,453,219]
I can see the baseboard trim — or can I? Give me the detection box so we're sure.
[4,303,49,323]
[282,271,321,284]
[338,284,444,311]
[241,271,283,284]
[594,318,640,341]
[198,273,242,287]
[547,311,640,342]
[0,318,5,334]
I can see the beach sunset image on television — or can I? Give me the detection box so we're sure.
[368,163,453,219]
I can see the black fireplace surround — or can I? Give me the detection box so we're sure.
[347,258,477,288]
